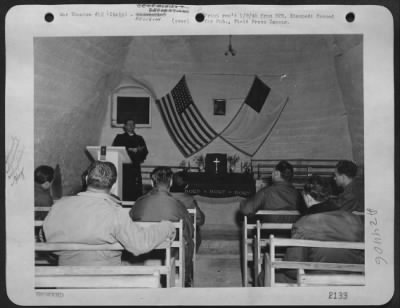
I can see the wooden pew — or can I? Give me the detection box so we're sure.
[263,235,365,287]
[141,165,201,187]
[187,208,197,286]
[35,240,177,288]
[242,210,300,287]
[36,265,163,289]
[250,159,339,190]
[118,205,197,286]
[253,211,365,285]
[120,206,197,286]
[35,217,184,288]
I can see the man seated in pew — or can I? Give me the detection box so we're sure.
[259,175,364,285]
[239,160,304,220]
[35,165,56,263]
[170,171,205,252]
[130,166,195,287]
[300,176,339,216]
[34,165,55,221]
[332,160,364,212]
[42,160,176,266]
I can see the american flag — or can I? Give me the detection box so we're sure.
[156,76,218,157]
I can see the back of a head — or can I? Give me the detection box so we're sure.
[275,160,294,182]
[86,161,117,190]
[151,166,173,187]
[34,165,55,184]
[336,160,358,178]
[304,175,332,202]
[303,175,332,202]
[170,171,186,192]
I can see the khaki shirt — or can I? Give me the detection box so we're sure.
[43,191,174,265]
[240,181,301,215]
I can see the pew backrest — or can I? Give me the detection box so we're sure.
[36,266,163,289]
[245,209,364,287]
[250,159,339,190]
[265,235,365,287]
[35,220,184,288]
[242,210,300,287]
[35,241,176,289]
[187,208,197,285]
[141,165,201,186]
[35,206,187,287]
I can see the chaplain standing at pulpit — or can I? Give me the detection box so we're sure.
[112,119,148,201]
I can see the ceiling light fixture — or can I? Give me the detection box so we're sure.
[224,35,236,56]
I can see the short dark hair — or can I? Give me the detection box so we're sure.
[34,165,54,184]
[124,119,135,125]
[86,161,117,189]
[151,166,173,186]
[170,171,186,192]
[336,160,358,178]
[303,175,332,202]
[275,160,294,182]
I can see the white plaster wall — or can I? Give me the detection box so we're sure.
[34,37,132,194]
[99,35,358,166]
[34,35,362,194]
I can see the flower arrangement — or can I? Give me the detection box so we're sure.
[192,154,205,171]
[227,154,240,172]
[178,160,190,173]
[242,161,252,174]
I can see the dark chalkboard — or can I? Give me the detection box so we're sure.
[116,96,150,125]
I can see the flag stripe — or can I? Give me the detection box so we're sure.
[168,96,206,148]
[181,110,210,146]
[191,104,218,139]
[163,96,197,154]
[159,97,193,156]
[186,105,216,141]
[159,98,192,156]
[156,76,218,157]
[156,99,189,156]
[190,105,218,142]
[181,106,210,146]
[165,95,202,150]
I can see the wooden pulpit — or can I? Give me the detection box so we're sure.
[86,146,130,199]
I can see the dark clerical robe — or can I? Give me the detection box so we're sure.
[112,133,148,201]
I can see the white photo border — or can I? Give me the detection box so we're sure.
[5,4,395,306]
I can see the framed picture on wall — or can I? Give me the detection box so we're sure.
[213,99,226,115]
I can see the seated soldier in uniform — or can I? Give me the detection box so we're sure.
[259,175,364,285]
[332,160,364,212]
[170,171,205,252]
[240,160,304,222]
[34,165,54,221]
[34,165,55,262]
[43,161,176,266]
[130,166,195,287]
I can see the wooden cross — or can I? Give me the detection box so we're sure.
[213,158,220,173]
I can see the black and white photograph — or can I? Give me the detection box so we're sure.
[5,4,396,306]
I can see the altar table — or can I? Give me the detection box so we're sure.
[184,172,256,198]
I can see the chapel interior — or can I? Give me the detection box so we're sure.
[34,34,363,287]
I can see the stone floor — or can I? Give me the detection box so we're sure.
[194,253,242,288]
[193,227,247,288]
[189,197,248,288]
